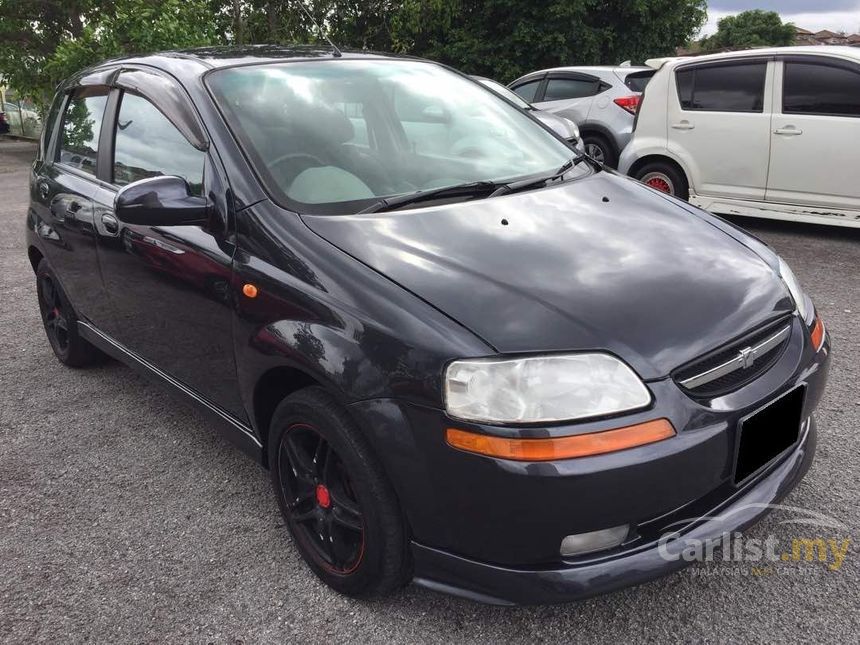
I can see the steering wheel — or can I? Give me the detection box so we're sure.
[266,153,327,181]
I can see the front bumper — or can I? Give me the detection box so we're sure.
[348,319,830,605]
[411,417,816,605]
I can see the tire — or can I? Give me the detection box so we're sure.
[35,259,104,367]
[268,387,411,598]
[582,134,618,168]
[634,161,690,201]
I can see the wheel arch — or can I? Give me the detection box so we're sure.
[628,154,690,186]
[578,124,620,156]
[252,365,324,467]
[27,245,44,274]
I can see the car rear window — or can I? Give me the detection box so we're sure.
[624,71,655,93]
[676,62,767,112]
[542,78,600,101]
[783,60,860,117]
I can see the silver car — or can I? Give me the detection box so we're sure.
[472,76,583,152]
[508,65,654,167]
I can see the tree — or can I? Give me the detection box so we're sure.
[0,0,227,109]
[388,0,708,83]
[703,10,796,51]
[0,0,708,108]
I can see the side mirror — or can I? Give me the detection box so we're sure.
[115,176,208,227]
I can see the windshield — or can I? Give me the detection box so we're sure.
[476,78,532,110]
[207,59,579,214]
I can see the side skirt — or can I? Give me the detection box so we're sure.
[690,194,860,229]
[77,320,265,464]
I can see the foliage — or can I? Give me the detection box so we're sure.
[0,0,709,109]
[0,0,225,109]
[702,10,796,51]
[386,0,707,83]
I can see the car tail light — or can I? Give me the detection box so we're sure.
[613,95,641,115]
[810,314,825,352]
[445,419,675,461]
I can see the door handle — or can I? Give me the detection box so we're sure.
[101,213,119,234]
[38,181,49,199]
[774,127,803,136]
[672,121,695,130]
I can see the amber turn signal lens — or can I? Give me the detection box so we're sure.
[810,315,825,352]
[242,283,259,298]
[446,419,675,461]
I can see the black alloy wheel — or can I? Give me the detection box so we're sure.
[278,422,366,573]
[269,387,411,598]
[35,259,103,367]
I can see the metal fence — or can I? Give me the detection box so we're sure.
[1,87,42,139]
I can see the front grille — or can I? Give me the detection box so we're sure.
[674,317,792,398]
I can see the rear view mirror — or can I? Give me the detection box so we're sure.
[115,176,208,227]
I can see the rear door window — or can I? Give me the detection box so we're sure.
[783,60,860,117]
[57,87,109,175]
[543,77,600,101]
[676,62,767,112]
[40,93,65,161]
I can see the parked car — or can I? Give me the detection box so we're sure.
[471,76,584,151]
[620,46,860,229]
[27,47,829,605]
[508,64,654,167]
[2,101,42,137]
[0,110,9,135]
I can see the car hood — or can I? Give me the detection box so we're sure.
[302,172,793,380]
[532,110,578,140]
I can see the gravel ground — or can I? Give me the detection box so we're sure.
[1,138,858,644]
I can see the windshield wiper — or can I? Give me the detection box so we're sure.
[488,154,588,198]
[359,181,499,214]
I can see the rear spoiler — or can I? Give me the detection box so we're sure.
[644,56,688,70]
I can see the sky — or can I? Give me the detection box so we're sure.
[702,1,860,35]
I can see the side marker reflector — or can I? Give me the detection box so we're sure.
[242,283,259,298]
[446,419,675,461]
[810,314,825,352]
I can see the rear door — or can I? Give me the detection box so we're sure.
[667,58,773,200]
[30,84,114,327]
[532,73,603,125]
[766,55,860,212]
[90,70,245,418]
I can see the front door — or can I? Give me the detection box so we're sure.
[667,59,773,201]
[91,83,244,419]
[766,56,860,214]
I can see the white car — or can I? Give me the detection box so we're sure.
[619,46,860,229]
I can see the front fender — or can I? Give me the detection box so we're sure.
[231,201,493,436]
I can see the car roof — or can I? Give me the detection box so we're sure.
[646,45,860,70]
[65,45,414,86]
[509,65,653,86]
[539,65,652,74]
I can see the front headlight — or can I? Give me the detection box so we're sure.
[778,257,811,322]
[444,353,652,424]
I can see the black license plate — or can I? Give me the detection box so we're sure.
[734,386,805,484]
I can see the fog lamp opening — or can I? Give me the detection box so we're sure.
[560,525,629,557]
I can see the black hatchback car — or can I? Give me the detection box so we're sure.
[26,46,830,605]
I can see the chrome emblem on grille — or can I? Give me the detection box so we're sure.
[678,324,792,390]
